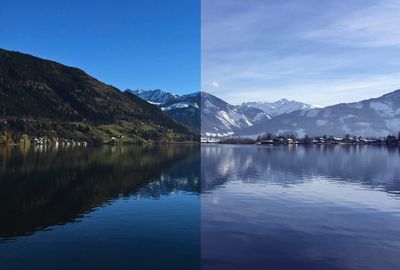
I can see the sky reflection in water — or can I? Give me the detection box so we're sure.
[201,145,400,270]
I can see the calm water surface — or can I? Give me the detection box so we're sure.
[0,145,200,270]
[202,144,400,270]
[1,144,400,269]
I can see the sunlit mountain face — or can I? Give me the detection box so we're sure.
[127,89,200,131]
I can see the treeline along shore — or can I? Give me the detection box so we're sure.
[216,133,400,146]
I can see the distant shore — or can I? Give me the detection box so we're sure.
[203,134,400,146]
[0,134,199,147]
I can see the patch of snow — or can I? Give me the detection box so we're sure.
[253,112,271,122]
[204,100,217,109]
[370,101,394,118]
[242,99,315,117]
[216,111,238,127]
[385,119,400,132]
[148,101,161,105]
[339,114,355,123]
[341,125,353,135]
[203,131,234,138]
[162,102,191,111]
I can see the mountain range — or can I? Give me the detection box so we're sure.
[200,93,317,137]
[126,89,200,130]
[201,90,400,138]
[239,99,316,117]
[238,90,400,138]
[5,47,398,142]
[132,88,400,138]
[0,48,198,143]
[132,89,316,137]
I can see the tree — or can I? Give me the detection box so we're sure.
[21,134,30,145]
[304,135,311,144]
[386,135,397,145]
[0,135,6,144]
[266,133,274,140]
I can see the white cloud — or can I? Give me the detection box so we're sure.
[202,0,400,105]
[301,0,400,48]
[210,81,220,88]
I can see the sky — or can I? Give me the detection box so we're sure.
[0,0,200,95]
[202,0,400,106]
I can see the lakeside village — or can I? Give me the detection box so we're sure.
[2,132,400,147]
[0,131,189,147]
[205,133,400,146]
[0,132,90,147]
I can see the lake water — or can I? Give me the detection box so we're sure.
[0,145,200,270]
[1,144,400,269]
[202,144,400,270]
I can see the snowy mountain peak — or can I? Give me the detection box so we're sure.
[201,92,254,137]
[126,89,200,130]
[238,88,400,138]
[125,88,178,105]
[241,99,316,117]
[277,98,289,103]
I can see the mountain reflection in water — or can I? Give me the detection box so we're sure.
[0,145,200,270]
[201,144,400,270]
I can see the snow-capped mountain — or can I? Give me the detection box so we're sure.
[128,88,400,138]
[126,89,200,130]
[201,92,253,137]
[238,89,400,138]
[236,106,271,123]
[125,89,178,105]
[161,92,200,130]
[241,99,316,117]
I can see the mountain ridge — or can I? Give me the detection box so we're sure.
[238,89,400,138]
[127,89,200,130]
[0,48,198,143]
[240,99,317,117]
[201,91,253,137]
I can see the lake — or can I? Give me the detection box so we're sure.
[1,144,400,269]
[202,144,400,270]
[0,145,200,270]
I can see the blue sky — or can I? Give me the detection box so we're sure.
[202,0,400,106]
[0,0,199,95]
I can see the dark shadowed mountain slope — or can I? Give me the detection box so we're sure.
[0,48,198,143]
